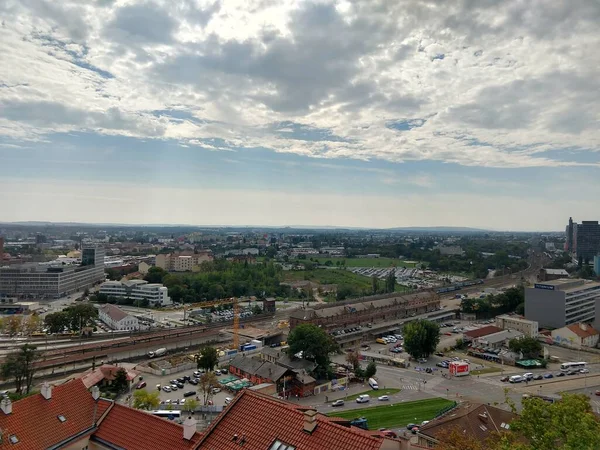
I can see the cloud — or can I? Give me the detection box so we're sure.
[0,0,598,170]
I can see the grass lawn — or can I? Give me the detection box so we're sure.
[283,269,410,296]
[471,367,501,375]
[341,388,401,403]
[328,398,455,430]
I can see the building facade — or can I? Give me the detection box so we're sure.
[99,279,172,306]
[525,279,600,329]
[567,219,600,260]
[495,314,539,337]
[155,251,213,272]
[551,323,600,348]
[97,303,146,331]
[0,246,105,299]
[538,268,569,282]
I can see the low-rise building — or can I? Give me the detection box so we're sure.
[538,268,569,281]
[99,279,172,306]
[473,329,523,350]
[138,261,151,275]
[156,251,213,272]
[97,303,147,331]
[495,315,539,337]
[416,403,517,448]
[228,355,295,396]
[551,323,600,348]
[80,364,140,389]
[462,325,503,343]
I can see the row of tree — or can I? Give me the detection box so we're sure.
[460,286,525,318]
[43,303,98,334]
[0,314,41,337]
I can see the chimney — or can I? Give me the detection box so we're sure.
[1,397,12,415]
[41,382,52,400]
[478,412,488,423]
[303,409,318,434]
[183,416,197,440]
[581,323,587,331]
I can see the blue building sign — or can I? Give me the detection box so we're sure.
[534,284,555,291]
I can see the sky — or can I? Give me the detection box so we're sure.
[0,0,599,231]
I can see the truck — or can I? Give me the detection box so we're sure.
[148,348,167,358]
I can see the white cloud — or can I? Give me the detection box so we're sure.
[0,0,599,168]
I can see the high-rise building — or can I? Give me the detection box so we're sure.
[565,218,600,261]
[0,236,4,258]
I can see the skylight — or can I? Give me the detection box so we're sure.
[269,439,296,450]
[9,435,18,444]
[58,415,67,422]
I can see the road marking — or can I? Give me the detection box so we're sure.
[402,385,418,390]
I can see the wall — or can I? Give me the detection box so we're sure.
[525,287,566,329]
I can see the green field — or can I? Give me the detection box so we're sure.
[341,388,401,402]
[470,367,501,375]
[328,398,455,430]
[283,269,410,295]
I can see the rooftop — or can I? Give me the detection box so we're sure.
[194,389,390,450]
[463,325,503,339]
[477,329,523,344]
[566,323,600,339]
[543,268,569,275]
[98,303,131,322]
[418,403,517,444]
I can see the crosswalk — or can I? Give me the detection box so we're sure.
[402,385,418,390]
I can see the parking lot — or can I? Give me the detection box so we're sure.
[131,368,238,409]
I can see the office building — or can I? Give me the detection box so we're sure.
[594,255,600,277]
[525,279,600,329]
[155,251,213,272]
[99,279,172,306]
[0,245,105,299]
[495,314,539,337]
[566,218,600,260]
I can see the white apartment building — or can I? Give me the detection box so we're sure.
[99,280,172,306]
[155,251,213,272]
[97,304,146,331]
[495,314,539,337]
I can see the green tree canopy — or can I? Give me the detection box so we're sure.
[197,346,219,372]
[64,303,98,331]
[44,312,70,334]
[508,336,542,359]
[287,323,339,378]
[112,368,129,393]
[365,361,377,379]
[0,344,39,394]
[132,389,161,410]
[403,320,441,359]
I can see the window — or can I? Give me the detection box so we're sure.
[269,439,296,450]
[58,414,67,422]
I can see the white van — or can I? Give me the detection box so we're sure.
[368,378,379,390]
[356,394,370,403]
[509,375,523,383]
[523,373,534,380]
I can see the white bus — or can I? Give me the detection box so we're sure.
[149,410,182,420]
[560,362,586,372]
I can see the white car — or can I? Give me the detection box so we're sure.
[580,368,590,374]
[224,397,232,405]
[378,395,390,401]
[211,387,221,394]
[162,386,171,392]
[164,399,171,404]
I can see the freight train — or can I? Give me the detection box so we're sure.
[436,279,484,294]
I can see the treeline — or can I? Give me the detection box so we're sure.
[144,260,292,303]
[460,286,525,318]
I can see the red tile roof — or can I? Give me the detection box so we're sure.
[93,404,202,450]
[194,389,387,450]
[0,379,111,450]
[463,325,503,339]
[566,323,600,339]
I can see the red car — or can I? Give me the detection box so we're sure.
[136,381,147,389]
[595,391,600,396]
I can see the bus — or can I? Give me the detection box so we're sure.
[560,362,587,372]
[149,410,182,420]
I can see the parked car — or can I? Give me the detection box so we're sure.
[170,385,178,391]
[189,379,198,385]
[136,381,147,389]
[580,368,590,374]
[556,372,566,377]
[184,391,196,397]
[418,358,427,364]
[331,399,345,407]
[500,376,509,382]
[567,370,579,376]
[543,373,553,379]
[533,374,543,380]
[215,370,221,375]
[224,397,232,405]
[435,352,444,357]
[211,387,221,394]
[378,395,390,401]
[595,390,600,396]
[162,386,171,392]
[176,382,185,389]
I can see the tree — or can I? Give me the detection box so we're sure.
[287,323,339,378]
[508,336,542,359]
[185,398,198,413]
[64,303,98,331]
[24,314,41,335]
[346,351,359,370]
[112,368,128,393]
[436,427,488,450]
[0,344,39,394]
[3,316,22,337]
[365,361,377,379]
[371,276,379,294]
[385,271,396,293]
[132,389,161,410]
[403,320,441,359]
[198,371,218,406]
[197,347,219,372]
[252,303,263,315]
[44,312,70,334]
[144,266,167,284]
